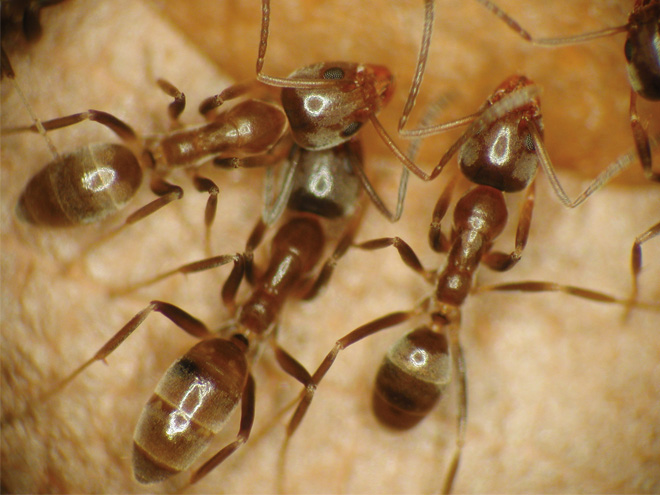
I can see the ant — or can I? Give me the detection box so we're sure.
[47,135,372,485]
[8,77,288,251]
[395,0,658,312]
[276,96,659,493]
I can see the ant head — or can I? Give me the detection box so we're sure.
[624,1,660,100]
[281,61,395,150]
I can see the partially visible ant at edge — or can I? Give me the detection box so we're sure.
[43,134,377,486]
[394,0,659,313]
[276,87,660,494]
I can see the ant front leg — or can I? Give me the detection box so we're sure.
[111,253,243,300]
[483,181,535,271]
[428,175,459,253]
[354,236,430,282]
[156,78,186,128]
[13,109,139,144]
[198,80,266,118]
[188,172,220,255]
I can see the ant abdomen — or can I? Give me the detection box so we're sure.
[132,337,249,484]
[373,327,451,430]
[281,62,394,150]
[287,143,362,219]
[15,143,142,226]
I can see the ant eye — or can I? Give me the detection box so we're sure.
[624,38,634,62]
[323,67,345,80]
[341,121,362,137]
[524,133,535,151]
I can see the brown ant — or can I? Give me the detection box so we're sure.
[8,78,288,250]
[396,0,659,311]
[47,135,372,485]
[277,99,659,493]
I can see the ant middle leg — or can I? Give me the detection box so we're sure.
[627,220,660,315]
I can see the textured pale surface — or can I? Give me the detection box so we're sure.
[1,0,659,493]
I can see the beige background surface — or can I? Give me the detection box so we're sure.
[1,0,659,493]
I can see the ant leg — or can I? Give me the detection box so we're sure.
[347,138,411,222]
[260,143,301,226]
[429,175,459,253]
[49,301,213,397]
[271,341,313,386]
[529,118,653,208]
[61,173,184,266]
[198,80,261,118]
[299,203,365,301]
[156,78,186,127]
[287,308,422,436]
[473,281,660,311]
[626,221,660,316]
[441,327,467,495]
[74,176,184,257]
[214,134,292,170]
[220,254,246,314]
[354,235,430,282]
[189,374,256,485]
[112,252,243,295]
[630,90,659,182]
[243,217,269,285]
[483,181,536,271]
[190,173,220,254]
[9,109,138,143]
